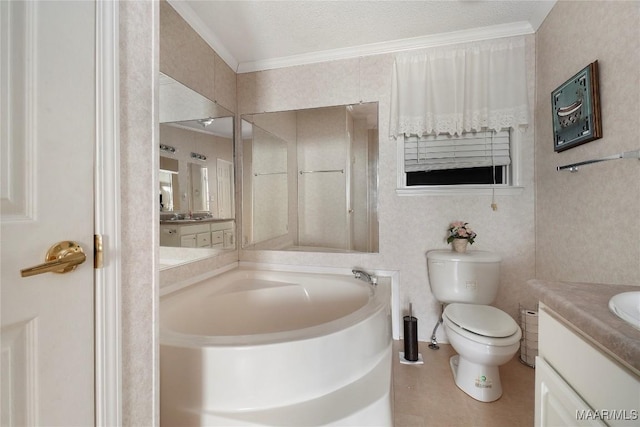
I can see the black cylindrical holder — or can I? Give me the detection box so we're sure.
[403,315,419,361]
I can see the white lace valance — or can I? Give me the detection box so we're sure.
[390,38,529,138]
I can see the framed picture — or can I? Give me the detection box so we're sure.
[552,61,602,152]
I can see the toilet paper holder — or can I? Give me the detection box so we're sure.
[519,303,539,368]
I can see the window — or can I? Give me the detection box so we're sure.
[396,128,523,194]
[406,166,505,186]
[390,38,529,195]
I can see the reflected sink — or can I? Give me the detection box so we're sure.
[609,291,640,330]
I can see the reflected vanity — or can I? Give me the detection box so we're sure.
[159,73,236,269]
[241,103,379,253]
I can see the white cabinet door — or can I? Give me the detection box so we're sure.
[538,305,640,427]
[535,358,605,427]
[181,235,197,248]
[196,232,211,247]
[211,230,224,246]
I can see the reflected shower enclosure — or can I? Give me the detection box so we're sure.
[242,103,379,253]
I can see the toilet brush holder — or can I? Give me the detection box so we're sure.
[402,303,420,363]
[403,315,418,361]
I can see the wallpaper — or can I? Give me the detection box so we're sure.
[535,1,640,285]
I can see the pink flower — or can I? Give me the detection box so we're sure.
[446,221,477,244]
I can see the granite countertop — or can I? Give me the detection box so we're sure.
[160,218,234,225]
[527,279,640,375]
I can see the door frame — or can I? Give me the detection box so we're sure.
[95,1,121,425]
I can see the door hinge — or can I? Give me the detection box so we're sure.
[94,234,104,269]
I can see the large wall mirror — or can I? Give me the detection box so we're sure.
[242,102,379,253]
[159,73,236,268]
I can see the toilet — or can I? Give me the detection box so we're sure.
[426,250,521,402]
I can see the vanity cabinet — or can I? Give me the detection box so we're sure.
[535,303,640,427]
[160,221,235,249]
[211,221,234,248]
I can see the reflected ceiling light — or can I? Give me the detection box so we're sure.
[190,152,207,161]
[197,117,215,127]
[160,144,176,153]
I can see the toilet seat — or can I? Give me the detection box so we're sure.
[443,303,521,346]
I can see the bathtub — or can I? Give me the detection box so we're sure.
[160,267,393,426]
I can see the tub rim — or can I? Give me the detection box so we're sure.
[160,269,390,348]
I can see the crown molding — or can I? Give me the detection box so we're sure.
[238,21,534,73]
[167,1,534,75]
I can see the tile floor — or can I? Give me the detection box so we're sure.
[392,340,535,427]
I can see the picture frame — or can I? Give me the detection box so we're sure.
[551,61,602,152]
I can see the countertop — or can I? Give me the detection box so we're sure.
[527,279,640,375]
[160,218,234,225]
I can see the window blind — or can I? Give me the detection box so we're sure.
[404,130,510,172]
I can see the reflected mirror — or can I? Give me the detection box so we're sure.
[159,156,179,211]
[242,102,379,253]
[159,73,236,268]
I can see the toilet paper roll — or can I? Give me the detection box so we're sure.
[521,310,538,335]
[522,310,538,324]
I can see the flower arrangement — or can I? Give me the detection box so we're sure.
[447,221,477,245]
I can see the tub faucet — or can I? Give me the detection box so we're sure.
[352,269,377,286]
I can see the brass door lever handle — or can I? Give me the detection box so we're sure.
[21,241,86,277]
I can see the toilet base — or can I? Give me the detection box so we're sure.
[449,355,503,402]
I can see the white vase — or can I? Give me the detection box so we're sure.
[452,239,469,253]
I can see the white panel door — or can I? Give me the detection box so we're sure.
[1,1,95,425]
[217,158,234,219]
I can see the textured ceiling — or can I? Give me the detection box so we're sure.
[170,0,556,72]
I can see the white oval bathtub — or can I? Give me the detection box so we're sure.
[160,267,392,426]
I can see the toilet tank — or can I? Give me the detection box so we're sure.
[426,250,501,304]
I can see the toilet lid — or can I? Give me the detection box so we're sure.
[444,304,519,337]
